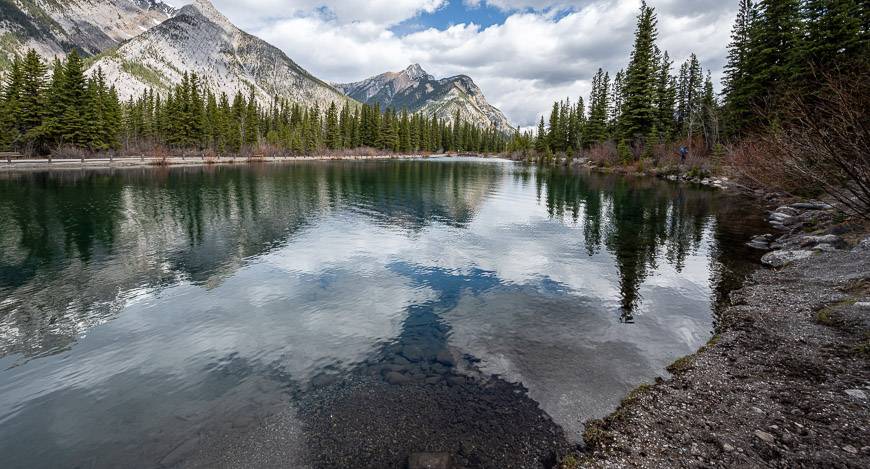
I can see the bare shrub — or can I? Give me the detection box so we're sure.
[587,142,618,167]
[150,145,170,165]
[731,72,870,219]
[52,145,90,160]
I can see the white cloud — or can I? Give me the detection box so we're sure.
[166,1,738,126]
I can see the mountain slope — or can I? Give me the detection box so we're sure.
[337,64,514,133]
[0,0,175,69]
[89,0,350,108]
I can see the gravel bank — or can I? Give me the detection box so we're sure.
[578,236,870,468]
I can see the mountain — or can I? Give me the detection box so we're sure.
[336,64,514,133]
[0,0,175,68]
[88,0,350,108]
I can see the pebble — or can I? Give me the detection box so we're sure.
[754,430,775,443]
[722,443,735,452]
[845,389,867,400]
[843,445,858,454]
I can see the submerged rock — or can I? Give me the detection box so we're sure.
[408,452,451,469]
[761,250,814,268]
[385,371,411,385]
[748,234,774,250]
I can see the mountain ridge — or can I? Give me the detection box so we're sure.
[337,64,514,133]
[88,0,351,108]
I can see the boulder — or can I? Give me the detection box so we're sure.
[800,234,846,249]
[774,206,800,216]
[790,202,833,210]
[761,250,814,268]
[385,371,411,385]
[436,350,457,367]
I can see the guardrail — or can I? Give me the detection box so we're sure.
[0,152,23,163]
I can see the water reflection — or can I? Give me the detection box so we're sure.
[0,159,766,466]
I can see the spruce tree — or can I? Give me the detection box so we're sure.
[722,0,758,135]
[535,116,548,153]
[620,1,659,144]
[325,101,340,150]
[58,50,90,148]
[745,0,802,112]
[18,49,47,151]
[585,69,610,145]
[653,51,676,142]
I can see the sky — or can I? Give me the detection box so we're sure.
[163,0,739,128]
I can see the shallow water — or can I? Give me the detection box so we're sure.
[0,158,767,467]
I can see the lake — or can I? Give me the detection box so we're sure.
[0,158,767,468]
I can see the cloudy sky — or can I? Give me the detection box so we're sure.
[164,0,738,127]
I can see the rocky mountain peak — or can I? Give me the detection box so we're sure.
[337,68,514,133]
[402,64,431,81]
[179,0,234,32]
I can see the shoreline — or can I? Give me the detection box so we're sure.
[0,153,449,171]
[573,197,870,467]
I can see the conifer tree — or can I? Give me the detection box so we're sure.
[325,101,340,150]
[653,51,676,142]
[722,0,757,135]
[745,0,802,112]
[620,1,659,144]
[585,69,610,145]
[58,50,90,148]
[535,116,548,153]
[17,49,47,150]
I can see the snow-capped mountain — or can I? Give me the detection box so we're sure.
[88,0,349,108]
[337,64,515,133]
[0,0,175,67]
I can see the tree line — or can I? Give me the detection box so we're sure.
[721,0,867,135]
[509,0,867,166]
[0,50,507,156]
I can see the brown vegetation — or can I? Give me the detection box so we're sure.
[729,72,870,219]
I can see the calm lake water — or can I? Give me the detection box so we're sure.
[0,158,767,468]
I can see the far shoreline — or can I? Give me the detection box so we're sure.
[0,153,460,171]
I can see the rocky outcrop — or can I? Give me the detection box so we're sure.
[0,0,175,67]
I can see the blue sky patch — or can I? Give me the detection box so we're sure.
[391,1,509,36]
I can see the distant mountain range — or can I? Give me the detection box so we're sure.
[0,0,514,131]
[336,64,515,133]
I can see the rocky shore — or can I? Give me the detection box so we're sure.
[575,195,869,468]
